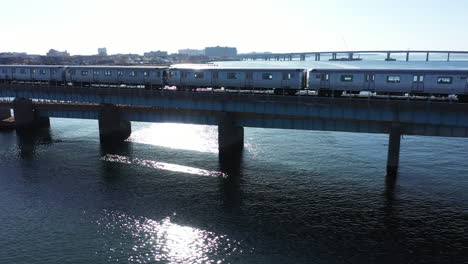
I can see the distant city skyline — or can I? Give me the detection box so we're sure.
[1,0,468,55]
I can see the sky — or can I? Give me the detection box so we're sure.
[1,0,467,55]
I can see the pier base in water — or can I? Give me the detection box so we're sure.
[98,104,131,143]
[386,124,401,176]
[218,112,244,160]
[13,97,50,129]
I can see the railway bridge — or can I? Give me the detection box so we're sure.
[1,83,468,176]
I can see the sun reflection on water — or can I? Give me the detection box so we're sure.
[96,211,243,263]
[128,123,219,153]
[102,154,227,178]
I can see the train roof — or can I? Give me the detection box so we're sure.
[0,65,64,68]
[169,66,306,71]
[310,68,468,74]
[65,65,169,69]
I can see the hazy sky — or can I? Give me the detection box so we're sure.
[1,0,467,55]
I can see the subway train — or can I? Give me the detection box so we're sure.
[0,65,467,101]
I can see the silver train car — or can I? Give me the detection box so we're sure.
[309,68,468,100]
[167,67,307,94]
[66,66,167,88]
[0,65,65,84]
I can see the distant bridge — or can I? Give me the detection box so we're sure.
[238,50,468,62]
[1,83,468,176]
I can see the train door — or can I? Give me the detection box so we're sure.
[245,71,253,87]
[180,71,189,86]
[364,73,375,90]
[320,73,330,89]
[411,74,424,93]
[281,72,291,88]
[211,71,219,87]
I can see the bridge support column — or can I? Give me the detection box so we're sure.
[13,97,50,129]
[98,104,131,143]
[386,123,401,176]
[348,52,354,59]
[447,52,451,62]
[406,52,409,61]
[300,54,306,61]
[386,52,391,60]
[426,52,430,61]
[332,53,337,60]
[218,112,243,159]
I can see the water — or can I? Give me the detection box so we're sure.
[0,60,467,263]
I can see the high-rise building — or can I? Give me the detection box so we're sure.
[204,46,237,58]
[178,49,205,56]
[98,48,108,56]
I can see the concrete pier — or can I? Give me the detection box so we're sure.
[426,52,430,61]
[218,112,244,159]
[406,52,410,61]
[386,124,401,176]
[13,98,50,129]
[98,104,131,143]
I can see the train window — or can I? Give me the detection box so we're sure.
[320,74,329,81]
[81,71,89,76]
[156,72,161,78]
[194,73,204,79]
[386,75,400,83]
[227,73,237,79]
[262,73,273,80]
[169,71,178,78]
[413,75,424,82]
[181,72,188,78]
[340,75,353,82]
[213,72,219,79]
[437,77,452,84]
[20,69,26,74]
[94,71,100,76]
[246,72,253,80]
[365,74,374,82]
[130,71,137,77]
[144,71,149,77]
[51,69,56,75]
[40,69,46,75]
[31,69,36,74]
[104,71,112,76]
[117,71,123,76]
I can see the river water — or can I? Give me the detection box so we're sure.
[0,59,467,263]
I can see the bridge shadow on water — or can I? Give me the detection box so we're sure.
[15,127,54,159]
[218,150,245,211]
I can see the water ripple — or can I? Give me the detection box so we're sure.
[102,154,227,178]
[96,211,243,264]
